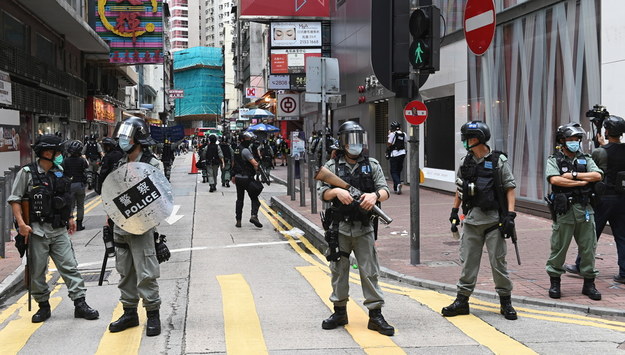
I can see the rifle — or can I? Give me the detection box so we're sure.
[21,198,32,311]
[314,166,393,224]
[258,165,271,185]
[491,153,521,265]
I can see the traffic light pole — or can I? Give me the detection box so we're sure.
[409,74,421,266]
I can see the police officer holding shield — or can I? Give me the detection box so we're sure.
[317,121,394,336]
[545,123,602,301]
[7,134,99,323]
[442,121,518,320]
[108,117,164,336]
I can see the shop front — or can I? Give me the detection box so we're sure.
[86,96,117,138]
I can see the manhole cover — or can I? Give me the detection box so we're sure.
[425,260,458,267]
[82,271,111,283]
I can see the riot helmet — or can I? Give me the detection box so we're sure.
[66,140,84,156]
[603,115,625,137]
[460,121,491,144]
[32,134,64,157]
[115,116,156,148]
[241,131,256,141]
[338,121,368,156]
[390,121,401,131]
[555,122,585,143]
[101,137,117,152]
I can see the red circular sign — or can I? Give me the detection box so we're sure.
[464,0,496,56]
[404,100,428,125]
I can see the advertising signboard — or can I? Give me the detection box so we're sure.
[268,75,291,90]
[270,22,322,47]
[270,49,321,74]
[240,0,330,18]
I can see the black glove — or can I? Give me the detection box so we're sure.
[449,208,460,226]
[14,234,27,258]
[154,232,171,264]
[500,211,517,237]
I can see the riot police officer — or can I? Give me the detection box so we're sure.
[387,121,407,194]
[108,117,164,336]
[232,131,263,228]
[564,116,625,283]
[317,121,394,336]
[7,134,99,323]
[545,123,603,300]
[161,139,175,181]
[443,121,518,320]
[82,134,103,189]
[220,136,235,188]
[97,137,124,194]
[62,140,89,231]
[201,134,224,192]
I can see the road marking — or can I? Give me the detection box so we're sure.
[217,274,268,355]
[165,205,184,225]
[0,287,62,354]
[465,10,494,32]
[95,303,147,355]
[297,266,406,355]
[83,198,102,215]
[84,197,102,209]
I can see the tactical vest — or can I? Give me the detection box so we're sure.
[549,151,597,207]
[85,142,99,160]
[603,143,625,194]
[26,163,72,228]
[391,132,406,151]
[233,144,256,177]
[330,156,376,224]
[62,156,86,183]
[459,151,501,212]
[205,144,220,165]
[220,143,232,160]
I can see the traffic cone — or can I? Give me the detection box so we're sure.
[189,153,199,174]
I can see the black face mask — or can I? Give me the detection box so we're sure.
[242,140,251,148]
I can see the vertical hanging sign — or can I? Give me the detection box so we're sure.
[96,0,164,64]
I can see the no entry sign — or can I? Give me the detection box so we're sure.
[464,0,496,56]
[404,100,428,125]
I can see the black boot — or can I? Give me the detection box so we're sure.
[582,278,602,300]
[209,184,216,192]
[146,310,161,336]
[549,276,561,299]
[32,301,51,323]
[235,219,241,228]
[321,306,348,329]
[109,307,139,332]
[368,309,395,336]
[226,181,230,188]
[76,220,85,231]
[74,297,99,320]
[499,295,517,320]
[250,216,263,228]
[442,294,470,317]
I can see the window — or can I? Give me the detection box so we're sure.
[2,11,29,51]
[36,34,55,66]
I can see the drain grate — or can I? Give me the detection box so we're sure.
[82,271,111,283]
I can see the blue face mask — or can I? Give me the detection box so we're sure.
[53,154,63,166]
[566,141,580,153]
[119,137,134,152]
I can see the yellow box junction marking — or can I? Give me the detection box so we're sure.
[95,302,147,355]
[217,274,268,355]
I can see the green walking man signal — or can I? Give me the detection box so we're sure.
[414,42,424,64]
[408,6,441,73]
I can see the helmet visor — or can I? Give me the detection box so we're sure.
[338,131,368,150]
[116,121,137,141]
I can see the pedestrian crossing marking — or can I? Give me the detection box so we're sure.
[0,289,62,355]
[95,302,147,355]
[297,265,406,355]
[217,274,268,355]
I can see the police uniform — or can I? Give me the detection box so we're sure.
[232,142,261,225]
[455,151,516,297]
[7,162,91,312]
[220,142,234,186]
[545,151,602,278]
[317,155,390,311]
[113,151,164,312]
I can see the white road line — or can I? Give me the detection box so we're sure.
[465,10,494,32]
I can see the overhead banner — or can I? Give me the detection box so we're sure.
[96,0,164,64]
[271,22,322,47]
[270,49,321,74]
[240,0,330,18]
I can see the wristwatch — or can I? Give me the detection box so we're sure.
[571,171,578,180]
[375,190,381,200]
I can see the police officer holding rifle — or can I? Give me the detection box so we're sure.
[316,121,395,336]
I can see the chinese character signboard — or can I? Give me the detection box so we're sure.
[96,0,164,64]
[270,22,322,47]
[270,49,321,74]
[86,97,116,122]
[169,89,184,99]
[241,0,329,18]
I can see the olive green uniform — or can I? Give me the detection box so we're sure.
[317,156,390,310]
[7,161,87,303]
[113,152,164,311]
[455,152,516,297]
[545,152,602,279]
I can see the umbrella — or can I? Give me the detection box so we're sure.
[240,108,275,119]
[247,123,280,133]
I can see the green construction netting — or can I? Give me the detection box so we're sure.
[173,47,224,117]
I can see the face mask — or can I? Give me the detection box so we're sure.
[53,154,63,166]
[462,140,470,150]
[346,144,363,156]
[565,141,580,152]
[242,140,251,148]
[119,137,134,152]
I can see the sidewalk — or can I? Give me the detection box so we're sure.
[268,163,625,317]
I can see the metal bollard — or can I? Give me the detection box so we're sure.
[309,157,317,214]
[299,163,306,207]
[0,176,5,258]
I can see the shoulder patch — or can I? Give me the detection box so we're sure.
[499,154,508,162]
[23,166,30,173]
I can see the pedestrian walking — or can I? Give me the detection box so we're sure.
[7,134,99,323]
[220,136,235,188]
[545,123,603,301]
[200,135,224,192]
[317,121,395,336]
[232,131,263,228]
[62,140,89,231]
[387,121,407,194]
[442,121,518,320]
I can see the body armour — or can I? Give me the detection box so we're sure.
[550,151,596,207]
[603,143,625,194]
[27,163,72,228]
[62,156,87,183]
[220,143,232,160]
[205,144,220,165]
[233,144,256,177]
[331,156,376,223]
[390,132,406,151]
[459,152,501,213]
[85,142,99,160]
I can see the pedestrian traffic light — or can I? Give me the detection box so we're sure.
[409,5,441,73]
